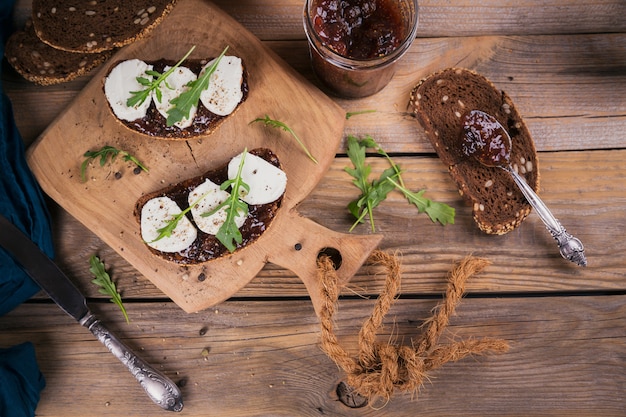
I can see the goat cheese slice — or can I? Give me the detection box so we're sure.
[141,196,197,253]
[154,65,198,129]
[104,59,154,121]
[188,179,246,235]
[228,152,287,205]
[199,56,244,116]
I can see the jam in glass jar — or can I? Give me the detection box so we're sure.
[303,0,419,98]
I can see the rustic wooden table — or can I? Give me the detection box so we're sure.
[2,0,625,416]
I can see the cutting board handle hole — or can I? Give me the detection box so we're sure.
[317,247,342,270]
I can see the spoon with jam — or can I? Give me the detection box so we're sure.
[461,109,587,267]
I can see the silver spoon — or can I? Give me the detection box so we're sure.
[461,110,587,267]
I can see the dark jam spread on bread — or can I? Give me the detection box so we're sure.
[461,110,511,168]
[125,59,249,139]
[410,68,539,235]
[104,55,248,140]
[135,149,284,265]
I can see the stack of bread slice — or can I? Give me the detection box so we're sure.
[5,0,178,85]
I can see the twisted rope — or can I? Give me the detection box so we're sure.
[318,251,509,402]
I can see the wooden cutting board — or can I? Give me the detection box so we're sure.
[27,0,381,314]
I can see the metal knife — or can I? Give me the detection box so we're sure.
[0,214,183,412]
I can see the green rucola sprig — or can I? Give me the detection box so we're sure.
[126,45,196,108]
[88,255,129,324]
[201,150,250,252]
[166,46,229,127]
[345,135,455,231]
[250,115,318,164]
[80,145,148,182]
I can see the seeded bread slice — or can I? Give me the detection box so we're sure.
[4,20,112,86]
[31,0,178,53]
[409,68,539,235]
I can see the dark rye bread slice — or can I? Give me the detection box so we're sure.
[4,19,112,86]
[134,148,283,265]
[31,0,178,53]
[409,68,539,235]
[104,58,249,140]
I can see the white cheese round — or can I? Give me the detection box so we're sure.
[141,196,197,253]
[154,65,198,129]
[199,56,244,116]
[104,59,154,121]
[228,152,287,205]
[188,179,246,235]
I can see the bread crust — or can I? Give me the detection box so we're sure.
[5,20,112,86]
[103,58,249,140]
[409,68,539,235]
[31,0,178,53]
[134,148,283,264]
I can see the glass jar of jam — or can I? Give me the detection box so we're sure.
[303,0,419,98]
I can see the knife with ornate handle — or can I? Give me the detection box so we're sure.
[0,214,183,412]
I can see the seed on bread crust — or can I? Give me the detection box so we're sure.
[5,19,112,85]
[409,67,539,235]
[31,0,179,53]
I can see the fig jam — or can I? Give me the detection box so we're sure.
[120,59,248,139]
[461,110,511,167]
[136,149,282,265]
[304,0,418,98]
[311,0,405,60]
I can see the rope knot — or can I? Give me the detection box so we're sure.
[350,343,427,399]
[318,251,509,403]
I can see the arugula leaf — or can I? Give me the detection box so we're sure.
[386,177,456,226]
[126,45,196,108]
[166,46,228,127]
[148,150,250,252]
[345,135,371,224]
[357,135,402,181]
[204,151,251,252]
[250,115,318,164]
[345,135,371,194]
[345,109,376,119]
[89,255,129,323]
[348,165,398,232]
[81,145,149,182]
[345,136,399,231]
[344,135,455,231]
[149,190,210,244]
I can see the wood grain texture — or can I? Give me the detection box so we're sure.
[210,0,626,40]
[11,0,626,40]
[37,149,625,302]
[2,1,624,416]
[1,297,624,416]
[24,0,364,314]
[5,34,626,152]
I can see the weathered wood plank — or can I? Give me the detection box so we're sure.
[1,296,624,416]
[2,2,623,416]
[11,0,626,41]
[4,34,625,151]
[336,33,626,153]
[36,148,625,304]
[212,0,626,39]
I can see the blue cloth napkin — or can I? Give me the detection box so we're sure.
[1,0,52,415]
[0,0,54,317]
[0,343,46,417]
